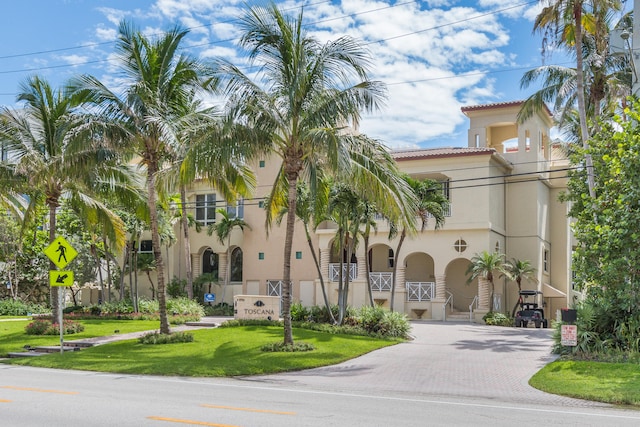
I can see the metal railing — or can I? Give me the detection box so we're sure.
[329,263,358,281]
[443,291,453,322]
[369,272,393,291]
[406,282,435,301]
[469,295,479,322]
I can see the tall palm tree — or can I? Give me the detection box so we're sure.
[69,22,217,334]
[214,3,415,344]
[389,176,448,311]
[0,75,132,319]
[207,207,251,303]
[501,258,538,317]
[532,0,623,198]
[466,251,505,312]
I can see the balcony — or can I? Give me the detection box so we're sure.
[406,282,435,302]
[329,263,358,281]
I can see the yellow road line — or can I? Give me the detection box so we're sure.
[200,404,295,415]
[1,386,78,395]
[147,416,239,426]
[0,399,12,402]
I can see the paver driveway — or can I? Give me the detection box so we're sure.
[249,321,608,408]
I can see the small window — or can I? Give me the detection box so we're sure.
[258,252,264,260]
[258,200,264,208]
[388,248,394,268]
[543,249,549,273]
[453,239,467,253]
[296,251,302,260]
[195,194,216,225]
[259,160,265,168]
[495,241,500,253]
[139,240,152,253]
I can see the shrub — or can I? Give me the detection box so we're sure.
[138,298,159,314]
[0,299,49,316]
[167,277,187,298]
[261,341,315,352]
[203,302,234,316]
[25,318,85,335]
[308,304,339,323]
[483,311,513,327]
[290,302,311,321]
[167,297,205,317]
[138,331,194,344]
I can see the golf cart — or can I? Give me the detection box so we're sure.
[514,290,548,328]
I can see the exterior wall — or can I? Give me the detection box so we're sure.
[126,101,572,323]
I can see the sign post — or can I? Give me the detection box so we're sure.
[44,236,77,353]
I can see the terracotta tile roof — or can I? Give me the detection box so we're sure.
[460,100,525,113]
[392,147,496,161]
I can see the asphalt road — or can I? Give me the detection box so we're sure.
[1,321,639,426]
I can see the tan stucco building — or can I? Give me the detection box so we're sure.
[140,101,575,322]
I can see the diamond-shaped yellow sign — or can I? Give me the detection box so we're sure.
[49,270,74,287]
[44,236,78,269]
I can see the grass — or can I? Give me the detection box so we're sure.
[530,360,640,406]
[0,317,161,356]
[0,319,399,377]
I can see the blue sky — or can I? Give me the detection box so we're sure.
[0,1,606,149]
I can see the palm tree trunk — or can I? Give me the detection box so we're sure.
[221,236,231,303]
[364,234,374,307]
[305,229,334,322]
[573,3,596,199]
[147,162,169,334]
[390,229,406,312]
[48,203,59,319]
[180,185,194,299]
[282,172,298,345]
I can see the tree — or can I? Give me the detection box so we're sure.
[207,207,251,303]
[214,3,415,344]
[563,98,640,351]
[0,76,130,318]
[501,258,538,317]
[69,22,217,334]
[389,176,448,311]
[466,251,504,313]
[532,0,623,198]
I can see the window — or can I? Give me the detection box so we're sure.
[388,248,394,268]
[202,248,218,275]
[138,240,152,253]
[258,252,264,260]
[453,239,467,253]
[195,194,216,225]
[226,198,244,219]
[259,160,265,168]
[543,249,549,273]
[230,247,243,282]
[495,241,501,253]
[296,251,302,260]
[258,200,264,208]
[440,179,450,201]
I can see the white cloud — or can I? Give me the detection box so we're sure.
[58,54,89,66]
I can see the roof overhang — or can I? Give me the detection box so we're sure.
[543,283,567,298]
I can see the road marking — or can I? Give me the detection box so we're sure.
[201,403,295,415]
[147,416,239,426]
[0,399,12,402]
[1,386,78,395]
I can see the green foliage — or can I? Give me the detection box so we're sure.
[167,277,187,298]
[25,318,85,335]
[138,331,194,344]
[203,302,233,316]
[290,302,312,321]
[166,297,205,317]
[137,298,159,314]
[219,319,283,328]
[0,299,49,316]
[308,304,340,323]
[483,311,513,327]
[261,341,315,352]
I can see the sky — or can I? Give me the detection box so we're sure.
[0,0,608,149]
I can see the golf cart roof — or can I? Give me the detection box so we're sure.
[519,290,542,296]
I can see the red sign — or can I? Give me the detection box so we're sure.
[561,324,578,346]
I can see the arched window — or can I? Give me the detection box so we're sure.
[202,249,218,275]
[230,247,243,282]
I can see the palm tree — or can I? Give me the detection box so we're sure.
[466,251,505,313]
[532,0,623,198]
[207,207,251,303]
[389,176,448,311]
[69,22,217,334]
[0,75,131,319]
[501,258,538,317]
[214,3,415,344]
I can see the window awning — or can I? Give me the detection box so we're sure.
[543,283,567,298]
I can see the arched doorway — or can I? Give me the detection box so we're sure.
[230,247,243,282]
[445,258,477,312]
[202,248,218,276]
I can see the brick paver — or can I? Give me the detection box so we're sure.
[254,321,609,408]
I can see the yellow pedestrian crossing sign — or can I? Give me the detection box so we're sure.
[50,270,74,287]
[44,236,78,269]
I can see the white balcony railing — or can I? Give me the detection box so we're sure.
[369,272,393,291]
[406,282,435,302]
[329,263,358,281]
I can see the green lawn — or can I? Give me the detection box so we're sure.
[0,317,161,356]
[0,319,398,376]
[530,360,640,406]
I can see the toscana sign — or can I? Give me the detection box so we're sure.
[234,295,281,320]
